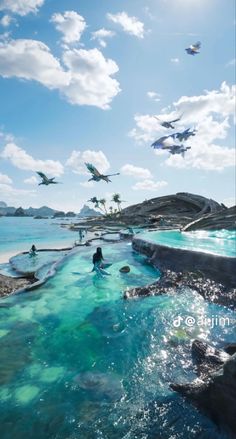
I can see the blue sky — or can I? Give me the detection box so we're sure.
[0,0,235,211]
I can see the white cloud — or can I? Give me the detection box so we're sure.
[121,163,152,179]
[147,91,161,102]
[170,57,179,63]
[130,82,236,171]
[51,11,86,44]
[0,39,69,88]
[0,14,12,26]
[0,183,35,200]
[0,38,121,109]
[107,11,145,38]
[1,143,64,176]
[66,150,110,175]
[0,0,44,16]
[0,172,12,184]
[91,28,115,48]
[62,47,120,109]
[24,175,38,185]
[132,179,168,191]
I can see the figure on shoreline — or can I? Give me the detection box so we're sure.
[79,229,84,241]
[92,247,111,276]
[29,244,37,257]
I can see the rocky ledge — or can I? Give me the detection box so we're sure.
[132,237,236,288]
[171,339,236,437]
[124,269,236,309]
[182,205,236,231]
[0,274,35,299]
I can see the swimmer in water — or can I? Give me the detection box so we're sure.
[92,247,110,276]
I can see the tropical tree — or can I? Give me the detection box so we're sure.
[88,197,101,210]
[99,198,108,214]
[111,193,122,212]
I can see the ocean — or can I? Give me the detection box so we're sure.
[0,217,77,262]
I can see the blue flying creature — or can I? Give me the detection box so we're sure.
[167,144,191,156]
[185,41,201,55]
[173,128,197,142]
[154,115,182,129]
[151,135,175,149]
[36,172,60,186]
[85,163,120,183]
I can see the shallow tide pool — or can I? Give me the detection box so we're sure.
[0,243,234,439]
[140,229,236,257]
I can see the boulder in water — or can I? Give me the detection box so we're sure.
[119,266,130,273]
[74,371,124,401]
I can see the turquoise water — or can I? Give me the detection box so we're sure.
[0,217,76,256]
[140,229,236,257]
[0,242,234,438]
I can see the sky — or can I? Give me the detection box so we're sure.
[0,0,235,212]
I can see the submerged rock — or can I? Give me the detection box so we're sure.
[74,371,124,401]
[119,265,130,273]
[171,340,236,436]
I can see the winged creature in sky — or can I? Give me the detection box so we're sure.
[173,128,197,142]
[153,115,182,129]
[36,172,60,186]
[85,163,120,183]
[185,41,201,55]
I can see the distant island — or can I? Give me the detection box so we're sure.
[0,202,101,219]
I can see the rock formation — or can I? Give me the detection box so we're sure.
[124,269,236,308]
[120,192,224,226]
[183,205,236,231]
[171,340,236,437]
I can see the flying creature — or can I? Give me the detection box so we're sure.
[185,41,201,56]
[173,128,197,142]
[153,115,182,129]
[167,144,191,156]
[36,172,60,186]
[151,135,175,149]
[85,163,120,183]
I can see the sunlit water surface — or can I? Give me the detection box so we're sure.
[0,243,234,438]
[140,229,236,257]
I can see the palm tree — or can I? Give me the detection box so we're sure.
[99,198,108,214]
[88,197,101,210]
[112,193,122,212]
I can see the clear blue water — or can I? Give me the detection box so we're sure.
[0,242,234,438]
[140,229,236,257]
[0,217,76,256]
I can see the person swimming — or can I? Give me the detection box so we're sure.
[29,244,37,256]
[92,247,110,276]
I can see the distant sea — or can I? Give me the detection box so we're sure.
[0,217,78,262]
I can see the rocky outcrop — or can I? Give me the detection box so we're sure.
[124,269,236,308]
[14,207,26,217]
[171,340,236,437]
[0,274,34,298]
[78,204,102,218]
[183,205,236,231]
[119,192,224,226]
[132,237,236,288]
